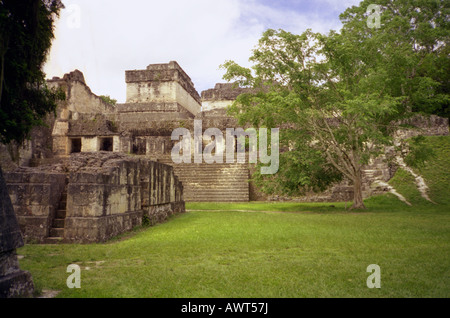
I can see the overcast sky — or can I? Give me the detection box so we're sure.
[44,0,362,103]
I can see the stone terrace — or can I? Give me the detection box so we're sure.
[5,152,185,243]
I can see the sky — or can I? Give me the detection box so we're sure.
[44,0,362,103]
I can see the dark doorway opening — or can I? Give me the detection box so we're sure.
[70,138,82,153]
[99,137,113,152]
[132,137,147,155]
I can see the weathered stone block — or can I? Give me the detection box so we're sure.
[17,216,50,242]
[0,169,34,298]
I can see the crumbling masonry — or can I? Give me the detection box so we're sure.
[1,61,448,243]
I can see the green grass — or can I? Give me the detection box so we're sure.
[18,207,450,298]
[17,136,450,298]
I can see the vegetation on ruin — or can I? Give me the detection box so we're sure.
[99,95,117,106]
[221,0,449,209]
[17,135,450,298]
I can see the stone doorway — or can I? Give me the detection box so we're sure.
[70,138,82,153]
[99,137,113,152]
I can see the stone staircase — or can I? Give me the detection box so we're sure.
[46,177,68,243]
[156,156,250,202]
[361,156,393,198]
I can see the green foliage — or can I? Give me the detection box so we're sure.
[142,215,151,227]
[406,135,450,205]
[404,135,435,168]
[221,0,449,208]
[0,0,65,144]
[99,95,117,105]
[251,146,342,196]
[339,0,450,119]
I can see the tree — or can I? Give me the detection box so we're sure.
[0,0,65,145]
[0,0,63,298]
[221,0,448,209]
[339,0,449,119]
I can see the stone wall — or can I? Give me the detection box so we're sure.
[66,153,184,243]
[140,160,185,224]
[4,153,185,244]
[125,61,201,116]
[0,168,34,298]
[201,83,255,111]
[47,70,116,157]
[394,114,449,140]
[4,170,67,243]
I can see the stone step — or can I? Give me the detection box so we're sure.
[174,170,249,174]
[58,200,67,210]
[186,195,248,200]
[184,196,249,200]
[177,177,249,182]
[184,197,248,202]
[49,228,64,238]
[171,165,250,169]
[183,183,249,192]
[179,171,248,177]
[159,156,251,202]
[184,190,249,195]
[52,218,65,228]
[160,160,251,164]
[185,194,248,198]
[170,162,250,166]
[173,166,248,170]
[180,177,248,181]
[184,193,249,198]
[183,183,249,187]
[173,171,249,176]
[177,177,248,181]
[177,172,249,177]
[56,209,66,219]
[43,237,64,244]
[158,158,253,163]
[174,169,249,173]
[179,178,248,186]
[33,157,69,167]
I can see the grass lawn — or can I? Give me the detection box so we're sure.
[17,198,450,298]
[16,136,450,298]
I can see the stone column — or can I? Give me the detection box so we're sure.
[0,168,34,298]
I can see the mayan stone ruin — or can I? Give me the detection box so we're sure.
[0,61,448,245]
[0,168,34,297]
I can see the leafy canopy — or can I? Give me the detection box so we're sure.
[0,0,65,144]
[221,0,448,204]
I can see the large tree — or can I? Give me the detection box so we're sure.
[222,0,448,209]
[0,0,63,298]
[0,0,64,145]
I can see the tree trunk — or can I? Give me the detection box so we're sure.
[351,173,366,210]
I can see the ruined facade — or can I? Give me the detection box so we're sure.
[1,61,449,243]
[201,83,250,111]
[0,169,34,297]
[5,152,184,244]
[41,61,252,203]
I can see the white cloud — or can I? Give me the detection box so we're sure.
[44,0,360,103]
